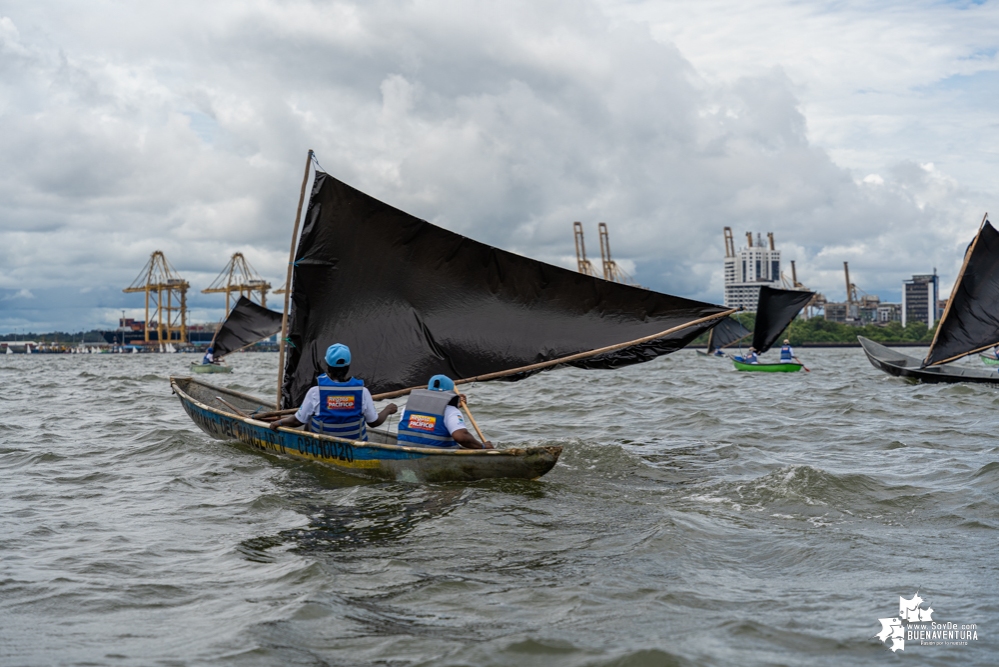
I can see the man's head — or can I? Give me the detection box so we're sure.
[428,374,455,392]
[325,343,351,380]
[783,339,790,345]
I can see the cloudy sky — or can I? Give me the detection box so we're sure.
[1,0,997,333]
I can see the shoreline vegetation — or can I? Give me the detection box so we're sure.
[694,315,938,348]
[7,319,940,349]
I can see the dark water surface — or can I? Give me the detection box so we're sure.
[1,350,996,666]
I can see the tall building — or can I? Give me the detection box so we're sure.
[902,273,939,327]
[723,230,782,311]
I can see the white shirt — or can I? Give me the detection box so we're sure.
[442,405,467,435]
[295,385,378,424]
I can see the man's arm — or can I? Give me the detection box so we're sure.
[451,428,493,450]
[268,414,304,430]
[367,403,398,428]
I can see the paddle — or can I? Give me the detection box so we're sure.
[793,357,811,372]
[458,395,489,445]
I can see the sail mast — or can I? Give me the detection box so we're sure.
[276,149,314,409]
[924,212,989,367]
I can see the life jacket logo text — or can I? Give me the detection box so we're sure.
[408,414,437,431]
[326,395,355,410]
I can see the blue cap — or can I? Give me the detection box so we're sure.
[325,343,351,367]
[428,374,455,392]
[207,347,213,352]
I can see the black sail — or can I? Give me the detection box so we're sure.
[707,317,751,352]
[751,286,814,354]
[281,171,729,406]
[212,296,283,358]
[924,220,999,366]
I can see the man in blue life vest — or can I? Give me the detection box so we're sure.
[744,347,759,364]
[779,339,801,364]
[397,375,493,449]
[267,343,397,440]
[202,346,218,365]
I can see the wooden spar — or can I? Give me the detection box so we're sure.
[215,396,249,417]
[372,308,738,400]
[459,396,488,443]
[925,212,989,367]
[276,149,314,409]
[706,327,714,352]
[719,333,751,350]
[930,340,999,368]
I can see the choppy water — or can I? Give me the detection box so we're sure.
[1,349,996,666]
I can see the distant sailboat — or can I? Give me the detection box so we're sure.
[861,214,999,384]
[697,316,751,357]
[5,345,12,355]
[731,286,814,372]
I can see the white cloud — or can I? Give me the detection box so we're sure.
[0,0,996,331]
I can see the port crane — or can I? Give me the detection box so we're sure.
[202,253,272,312]
[574,222,637,285]
[573,222,599,277]
[123,251,189,344]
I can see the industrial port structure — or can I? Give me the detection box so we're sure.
[573,222,638,285]
[123,251,190,344]
[117,250,275,348]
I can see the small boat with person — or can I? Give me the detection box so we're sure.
[696,316,751,358]
[188,296,283,375]
[172,376,561,482]
[172,150,737,482]
[730,286,814,373]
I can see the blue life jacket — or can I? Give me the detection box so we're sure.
[745,351,758,364]
[309,375,367,441]
[780,345,793,362]
[397,389,458,448]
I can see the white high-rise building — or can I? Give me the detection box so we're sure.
[901,273,939,328]
[723,230,782,311]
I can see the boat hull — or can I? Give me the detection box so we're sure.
[858,336,999,384]
[189,362,233,374]
[732,359,802,372]
[170,377,561,483]
[980,354,999,367]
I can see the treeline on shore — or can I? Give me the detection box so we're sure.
[1,330,108,343]
[696,315,936,346]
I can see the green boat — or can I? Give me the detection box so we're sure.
[732,359,802,373]
[980,354,999,366]
[189,362,233,374]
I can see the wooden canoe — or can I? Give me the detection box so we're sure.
[189,362,233,374]
[732,358,802,373]
[170,376,561,483]
[859,336,999,384]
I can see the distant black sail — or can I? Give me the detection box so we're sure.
[924,220,999,366]
[751,286,814,354]
[708,317,751,352]
[212,296,283,358]
[281,171,729,406]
